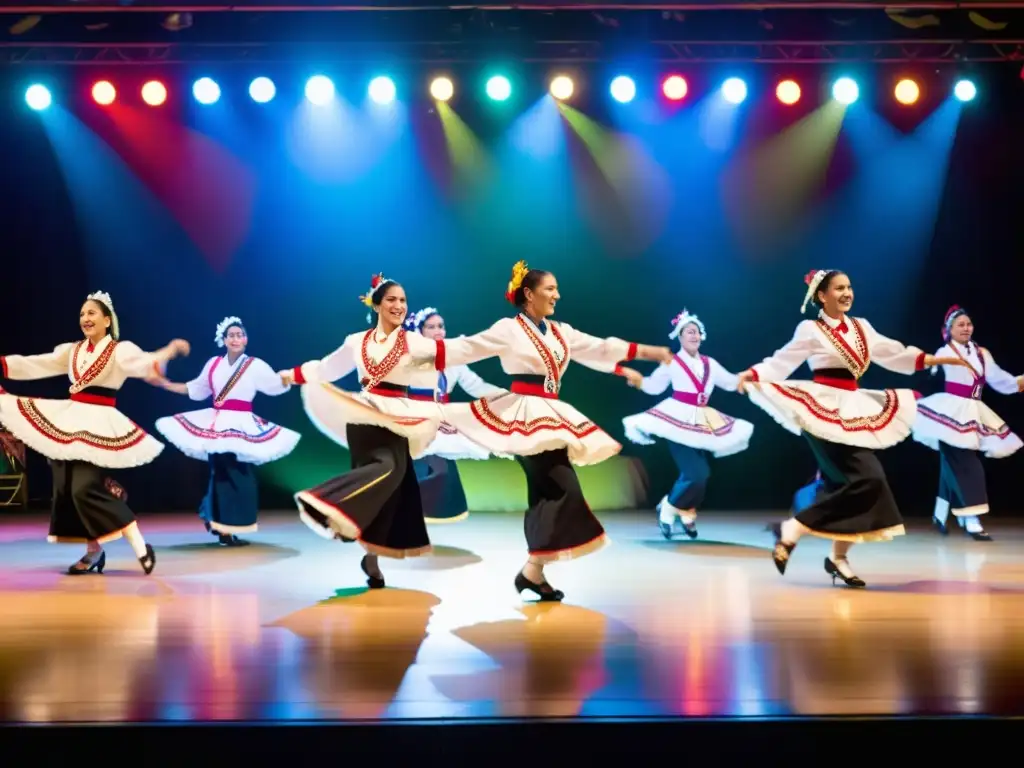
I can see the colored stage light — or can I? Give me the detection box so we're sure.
[485,75,511,102]
[662,75,688,101]
[549,75,574,101]
[832,77,859,105]
[141,80,167,106]
[368,76,396,104]
[192,77,221,105]
[25,84,51,111]
[609,76,636,103]
[894,78,919,105]
[249,77,276,103]
[954,79,977,102]
[304,75,335,105]
[776,79,801,105]
[722,77,748,104]
[430,76,454,102]
[92,80,116,106]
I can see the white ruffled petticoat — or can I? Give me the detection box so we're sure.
[622,397,753,457]
[912,393,1021,458]
[155,407,300,465]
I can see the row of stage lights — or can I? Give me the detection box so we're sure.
[22,73,980,111]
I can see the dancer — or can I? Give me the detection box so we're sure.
[278,274,470,589]
[735,270,968,588]
[0,291,190,575]
[405,306,506,523]
[621,309,753,540]
[912,305,1023,541]
[151,316,301,546]
[439,261,673,601]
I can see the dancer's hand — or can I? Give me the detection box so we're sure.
[1017,376,1023,393]
[620,367,643,388]
[170,339,191,358]
[279,369,295,387]
[737,370,756,393]
[651,346,674,365]
[925,355,967,369]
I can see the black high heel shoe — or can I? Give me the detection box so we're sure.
[218,534,250,547]
[67,551,106,576]
[680,520,698,540]
[514,571,564,602]
[139,544,156,575]
[824,557,866,588]
[767,523,795,575]
[361,556,385,589]
[968,529,993,542]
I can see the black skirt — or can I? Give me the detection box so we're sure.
[516,448,608,563]
[294,424,431,559]
[48,460,137,544]
[414,456,469,523]
[938,443,989,515]
[199,453,259,534]
[794,434,905,542]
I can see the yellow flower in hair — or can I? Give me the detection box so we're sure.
[505,260,529,303]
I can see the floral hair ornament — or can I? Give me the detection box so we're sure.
[942,304,968,342]
[86,290,120,340]
[407,306,439,332]
[799,269,837,314]
[214,316,244,348]
[360,273,395,324]
[505,260,530,305]
[669,309,706,341]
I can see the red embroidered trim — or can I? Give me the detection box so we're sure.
[70,339,118,394]
[213,357,255,408]
[515,316,568,393]
[360,328,408,390]
[814,317,869,378]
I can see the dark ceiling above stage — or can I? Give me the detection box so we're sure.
[3,1,1024,62]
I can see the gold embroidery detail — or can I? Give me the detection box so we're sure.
[515,316,569,395]
[469,398,598,438]
[815,317,869,379]
[360,328,407,391]
[214,357,254,407]
[69,340,118,394]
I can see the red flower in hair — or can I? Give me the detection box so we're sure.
[804,270,821,286]
[370,274,383,289]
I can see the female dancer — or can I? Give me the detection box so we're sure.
[151,316,301,546]
[912,305,1022,541]
[0,291,190,575]
[735,270,968,588]
[621,309,753,540]
[439,261,673,601]
[278,275,471,588]
[405,306,506,523]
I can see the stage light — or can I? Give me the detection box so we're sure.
[954,79,977,102]
[894,78,919,105]
[549,75,574,101]
[192,77,221,105]
[776,79,801,105]
[722,77,748,104]
[485,75,511,102]
[141,80,167,106]
[249,77,276,103]
[25,84,51,111]
[610,76,636,103]
[430,76,454,102]
[662,74,688,101]
[368,76,396,104]
[92,80,116,106]
[831,77,859,105]
[304,75,335,105]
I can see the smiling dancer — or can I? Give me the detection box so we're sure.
[0,291,190,575]
[152,316,301,546]
[279,274,480,589]
[621,309,753,540]
[405,306,506,523]
[438,262,673,601]
[912,305,1023,542]
[736,270,968,588]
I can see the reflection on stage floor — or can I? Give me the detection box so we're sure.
[0,510,1022,722]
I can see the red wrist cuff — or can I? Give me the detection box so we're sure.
[0,357,7,378]
[292,366,307,386]
[625,343,638,362]
[747,368,760,382]
[435,340,447,371]
[914,352,926,371]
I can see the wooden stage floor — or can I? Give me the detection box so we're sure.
[0,510,1022,724]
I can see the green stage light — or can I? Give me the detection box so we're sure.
[485,75,512,102]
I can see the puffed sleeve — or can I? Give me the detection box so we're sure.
[184,357,216,401]
[859,319,927,375]
[639,363,671,396]
[430,319,512,369]
[558,322,637,374]
[250,358,292,397]
[709,358,740,392]
[115,341,167,380]
[1,343,74,381]
[290,336,358,385]
[747,321,820,383]
[981,348,1022,395]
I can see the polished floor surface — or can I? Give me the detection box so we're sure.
[0,510,1022,722]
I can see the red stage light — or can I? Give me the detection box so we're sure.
[92,81,116,106]
[141,80,167,106]
[662,75,688,101]
[776,80,801,105]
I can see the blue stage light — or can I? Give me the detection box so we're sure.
[832,77,859,105]
[610,76,636,103]
[722,77,748,104]
[192,77,221,105]
[954,79,977,103]
[368,76,396,104]
[249,77,276,103]
[25,84,51,111]
[305,75,335,105]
